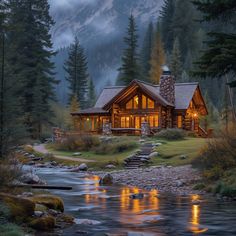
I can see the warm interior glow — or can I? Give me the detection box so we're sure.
[193,113,198,118]
[177,115,182,128]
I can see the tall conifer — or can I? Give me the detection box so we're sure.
[117,14,140,85]
[7,0,57,139]
[65,36,89,109]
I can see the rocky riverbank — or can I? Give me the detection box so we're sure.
[90,165,203,195]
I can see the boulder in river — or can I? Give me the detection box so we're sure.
[28,194,64,212]
[99,173,113,185]
[78,163,88,171]
[30,215,56,231]
[0,193,35,221]
[20,173,44,184]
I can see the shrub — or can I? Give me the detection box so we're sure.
[154,128,186,140]
[0,155,23,189]
[53,134,100,151]
[192,129,236,180]
[214,182,236,197]
[193,183,206,190]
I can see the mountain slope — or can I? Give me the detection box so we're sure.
[49,0,164,103]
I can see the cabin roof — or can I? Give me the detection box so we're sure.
[75,80,204,115]
[95,81,199,110]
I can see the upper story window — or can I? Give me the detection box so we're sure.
[126,94,155,110]
[126,95,139,109]
[142,95,154,109]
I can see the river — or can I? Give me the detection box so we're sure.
[36,167,236,236]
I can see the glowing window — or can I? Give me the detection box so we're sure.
[177,115,182,128]
[121,116,130,128]
[134,95,139,109]
[126,99,132,109]
[142,95,147,109]
[149,115,159,127]
[147,98,154,109]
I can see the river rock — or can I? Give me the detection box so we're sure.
[99,173,113,185]
[149,152,158,158]
[176,180,184,187]
[75,219,101,225]
[20,173,42,184]
[50,161,58,166]
[72,152,82,156]
[180,155,187,160]
[78,163,88,171]
[0,193,35,221]
[30,215,56,231]
[28,194,64,212]
[34,211,44,217]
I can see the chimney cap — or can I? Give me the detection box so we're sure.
[162,65,171,75]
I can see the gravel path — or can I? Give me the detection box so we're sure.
[90,165,203,195]
[34,144,95,163]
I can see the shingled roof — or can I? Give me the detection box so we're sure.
[74,80,201,115]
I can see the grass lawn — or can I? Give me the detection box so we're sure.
[42,136,207,169]
[150,137,207,166]
[44,136,140,169]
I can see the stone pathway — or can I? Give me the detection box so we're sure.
[34,144,95,163]
[124,142,155,169]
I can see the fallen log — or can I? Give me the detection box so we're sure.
[10,184,72,190]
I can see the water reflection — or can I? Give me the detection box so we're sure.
[190,195,208,234]
[36,168,236,235]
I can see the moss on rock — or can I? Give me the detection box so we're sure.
[28,194,64,212]
[0,193,35,222]
[30,215,56,231]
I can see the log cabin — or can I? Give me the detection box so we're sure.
[71,67,208,136]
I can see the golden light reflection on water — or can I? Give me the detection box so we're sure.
[190,195,208,234]
[84,176,102,205]
[120,187,159,215]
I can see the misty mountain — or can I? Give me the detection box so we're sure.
[49,0,164,104]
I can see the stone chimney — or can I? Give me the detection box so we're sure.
[160,65,175,105]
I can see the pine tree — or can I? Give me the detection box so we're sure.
[88,78,96,108]
[140,22,154,81]
[69,94,79,129]
[160,0,175,53]
[149,23,166,84]
[70,94,80,113]
[7,0,57,139]
[0,1,28,156]
[170,37,182,81]
[172,0,200,64]
[65,36,89,109]
[117,14,140,85]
